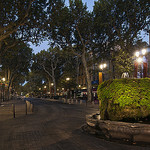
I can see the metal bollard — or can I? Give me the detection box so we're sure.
[71,99,74,104]
[12,104,15,118]
[25,102,27,115]
[67,99,70,104]
[80,100,82,104]
[30,103,33,112]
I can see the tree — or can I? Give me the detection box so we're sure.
[1,40,32,99]
[23,71,44,96]
[113,49,133,78]
[47,0,94,102]
[0,0,50,44]
[57,51,78,94]
[93,0,150,60]
[32,48,63,96]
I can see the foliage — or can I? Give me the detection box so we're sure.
[113,49,134,78]
[1,40,32,89]
[32,47,65,96]
[93,0,150,59]
[0,0,49,43]
[21,71,44,95]
[47,0,94,101]
[97,78,150,121]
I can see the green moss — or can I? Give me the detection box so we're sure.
[97,78,150,121]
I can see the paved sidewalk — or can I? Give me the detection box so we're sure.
[0,99,32,121]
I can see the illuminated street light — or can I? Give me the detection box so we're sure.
[134,48,148,78]
[137,57,143,63]
[79,85,81,88]
[66,78,71,99]
[44,86,47,88]
[39,88,41,90]
[99,63,107,84]
[142,49,147,55]
[2,78,5,81]
[66,78,70,81]
[99,63,107,70]
[135,51,140,57]
[99,64,103,70]
[103,63,107,68]
[51,83,54,86]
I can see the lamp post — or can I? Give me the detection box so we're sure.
[50,83,54,97]
[2,78,5,102]
[2,78,5,82]
[39,88,41,97]
[66,78,70,99]
[62,88,64,98]
[134,48,148,78]
[99,63,107,84]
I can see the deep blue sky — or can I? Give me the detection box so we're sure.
[30,0,149,54]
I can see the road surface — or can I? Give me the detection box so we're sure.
[0,98,149,150]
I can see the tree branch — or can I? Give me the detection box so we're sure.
[76,26,85,47]
[42,63,53,78]
[0,0,35,42]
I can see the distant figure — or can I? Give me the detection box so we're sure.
[121,72,129,78]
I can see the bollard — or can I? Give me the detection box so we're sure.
[67,99,70,104]
[71,99,74,104]
[80,100,82,104]
[76,100,78,104]
[30,103,33,112]
[26,100,31,110]
[92,101,95,105]
[25,102,27,115]
[12,104,15,118]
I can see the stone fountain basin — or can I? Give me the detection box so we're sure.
[86,113,150,144]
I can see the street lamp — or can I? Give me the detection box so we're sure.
[142,49,147,55]
[66,77,70,81]
[2,78,5,82]
[135,51,140,57]
[99,63,107,70]
[1,78,5,102]
[66,78,71,98]
[134,48,148,78]
[99,63,107,84]
[39,88,41,97]
[137,57,143,63]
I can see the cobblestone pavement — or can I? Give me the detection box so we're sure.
[0,98,150,150]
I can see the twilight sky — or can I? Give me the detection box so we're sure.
[30,0,149,54]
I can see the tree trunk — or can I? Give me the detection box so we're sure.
[8,74,14,100]
[76,57,80,88]
[52,70,56,96]
[47,77,51,93]
[81,49,92,102]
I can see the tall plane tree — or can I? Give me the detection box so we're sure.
[1,41,32,99]
[93,0,150,61]
[33,48,63,96]
[47,0,94,102]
